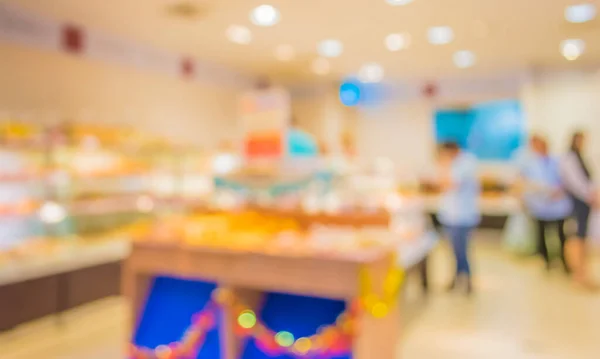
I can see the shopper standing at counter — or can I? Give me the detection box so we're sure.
[518,135,572,273]
[561,131,597,288]
[434,142,480,295]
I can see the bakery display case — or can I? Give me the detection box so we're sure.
[0,121,48,255]
[0,121,210,331]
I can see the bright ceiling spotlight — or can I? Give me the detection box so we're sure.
[358,63,384,83]
[561,39,585,61]
[274,44,295,61]
[453,50,476,68]
[565,3,596,23]
[311,57,330,75]
[386,0,414,5]
[318,39,343,58]
[385,33,411,51]
[250,5,280,27]
[226,25,252,44]
[427,26,454,45]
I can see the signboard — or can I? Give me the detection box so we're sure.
[239,88,290,165]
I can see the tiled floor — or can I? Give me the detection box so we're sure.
[2,233,600,359]
[402,236,600,359]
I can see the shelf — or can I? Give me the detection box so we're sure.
[66,196,147,216]
[422,195,519,216]
[0,239,130,287]
[0,173,47,183]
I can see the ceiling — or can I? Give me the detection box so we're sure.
[8,0,600,83]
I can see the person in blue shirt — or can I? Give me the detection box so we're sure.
[434,142,480,294]
[517,135,572,272]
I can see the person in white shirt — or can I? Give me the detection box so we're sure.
[431,142,480,294]
[517,135,572,273]
[561,131,597,288]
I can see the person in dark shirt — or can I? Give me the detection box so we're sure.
[561,131,597,289]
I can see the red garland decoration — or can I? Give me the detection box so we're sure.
[129,289,360,359]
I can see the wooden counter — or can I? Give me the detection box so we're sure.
[124,241,402,359]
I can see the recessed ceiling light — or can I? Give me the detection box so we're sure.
[312,58,330,75]
[561,39,585,61]
[275,44,295,61]
[318,39,343,58]
[565,3,596,23]
[226,25,252,44]
[250,5,280,27]
[386,0,414,5]
[453,50,476,68]
[358,63,384,83]
[385,33,411,51]
[428,26,454,45]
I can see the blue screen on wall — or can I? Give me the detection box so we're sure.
[434,100,526,161]
[434,109,473,149]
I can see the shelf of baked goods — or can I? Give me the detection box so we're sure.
[0,121,178,262]
[47,127,215,215]
[142,188,435,266]
[0,200,432,295]
[0,121,221,331]
[210,157,424,224]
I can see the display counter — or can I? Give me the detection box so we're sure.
[124,241,403,359]
[123,201,435,359]
[0,239,129,331]
[423,194,519,229]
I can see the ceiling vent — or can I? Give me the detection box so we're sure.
[165,1,208,19]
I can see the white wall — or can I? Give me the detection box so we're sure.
[0,43,242,148]
[290,86,358,154]
[355,99,434,174]
[521,70,600,169]
[290,87,327,142]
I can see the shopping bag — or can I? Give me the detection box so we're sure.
[503,211,537,256]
